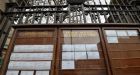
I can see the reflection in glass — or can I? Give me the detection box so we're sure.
[127,30,138,36]
[8,61,51,70]
[74,44,86,51]
[6,71,19,75]
[62,52,75,60]
[86,44,98,51]
[87,52,100,59]
[20,71,34,75]
[107,37,118,43]
[75,52,87,60]
[117,30,127,36]
[10,53,53,60]
[62,61,75,69]
[62,44,74,51]
[105,30,117,36]
[36,71,49,75]
[14,45,53,52]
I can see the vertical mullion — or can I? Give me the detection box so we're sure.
[68,4,71,24]
[76,8,78,24]
[99,0,109,23]
[18,13,24,24]
[39,12,44,24]
[82,4,86,23]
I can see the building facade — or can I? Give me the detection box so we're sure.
[0,0,140,75]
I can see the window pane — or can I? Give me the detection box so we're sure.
[74,44,86,51]
[107,37,118,43]
[86,44,98,51]
[62,52,74,60]
[14,45,53,52]
[6,71,19,75]
[105,30,117,36]
[87,52,100,59]
[36,71,49,75]
[127,30,138,36]
[8,61,51,70]
[10,53,53,60]
[62,61,75,69]
[75,52,87,59]
[62,44,74,51]
[63,30,71,37]
[117,30,127,36]
[20,71,34,75]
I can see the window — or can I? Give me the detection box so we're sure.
[105,30,139,43]
[6,30,54,75]
[60,30,107,75]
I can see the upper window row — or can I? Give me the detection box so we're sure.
[105,30,138,37]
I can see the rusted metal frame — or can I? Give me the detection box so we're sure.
[99,28,113,75]
[0,28,17,75]
[99,0,109,23]
[11,23,140,29]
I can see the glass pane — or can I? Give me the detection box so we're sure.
[8,61,51,70]
[105,30,117,36]
[10,53,53,60]
[74,44,86,51]
[127,30,138,36]
[14,45,53,52]
[62,61,75,69]
[87,52,100,59]
[63,30,71,37]
[75,52,87,60]
[36,71,49,75]
[20,71,34,75]
[62,52,74,60]
[62,44,74,51]
[86,44,98,51]
[117,30,128,36]
[6,71,19,75]
[107,37,118,43]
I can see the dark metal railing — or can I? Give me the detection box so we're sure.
[5,0,140,25]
